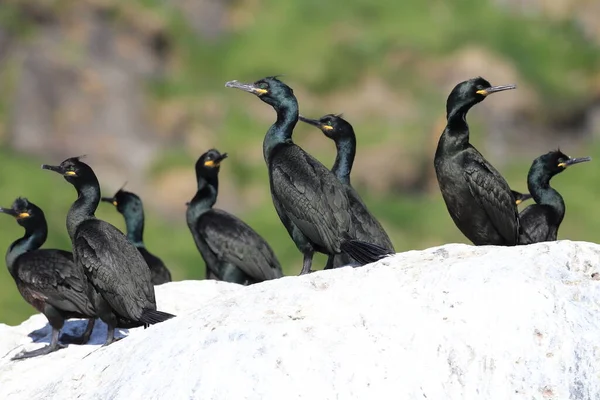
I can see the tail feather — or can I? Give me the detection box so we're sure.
[340,240,393,265]
[140,309,176,325]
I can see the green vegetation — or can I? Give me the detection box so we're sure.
[0,0,599,324]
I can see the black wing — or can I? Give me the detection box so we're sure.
[74,220,155,320]
[346,187,395,251]
[464,157,519,244]
[15,249,95,316]
[198,209,283,281]
[518,205,554,244]
[270,145,351,252]
[137,247,172,285]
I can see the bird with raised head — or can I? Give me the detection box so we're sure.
[101,188,172,285]
[42,157,175,346]
[186,149,283,284]
[226,76,392,274]
[434,77,518,246]
[298,113,395,269]
[518,150,591,244]
[0,197,97,359]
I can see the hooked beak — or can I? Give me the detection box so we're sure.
[41,164,65,174]
[0,207,18,218]
[204,153,228,168]
[559,156,592,168]
[298,115,321,128]
[476,84,517,96]
[101,197,118,206]
[225,80,267,96]
[299,115,333,131]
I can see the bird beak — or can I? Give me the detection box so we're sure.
[101,197,117,206]
[559,156,592,168]
[0,207,18,218]
[225,80,268,96]
[216,153,229,163]
[516,194,532,205]
[41,164,65,174]
[299,115,333,131]
[476,84,517,96]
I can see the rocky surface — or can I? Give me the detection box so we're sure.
[1,241,599,399]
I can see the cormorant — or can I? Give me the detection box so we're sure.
[101,188,172,285]
[518,150,591,244]
[225,76,392,274]
[42,157,174,345]
[434,77,518,246]
[0,197,96,359]
[298,113,395,269]
[186,149,283,284]
[512,190,532,206]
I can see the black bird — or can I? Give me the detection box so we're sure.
[101,189,172,285]
[42,157,175,346]
[518,150,591,244]
[298,113,395,269]
[511,190,532,206]
[186,149,283,284]
[0,198,96,359]
[225,76,392,274]
[434,77,518,246]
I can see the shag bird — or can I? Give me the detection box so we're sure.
[298,113,395,269]
[518,150,591,244]
[226,76,392,274]
[42,157,174,345]
[434,77,518,246]
[186,149,283,284]
[101,188,172,285]
[512,190,532,206]
[0,198,96,359]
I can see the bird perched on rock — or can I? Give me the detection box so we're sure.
[434,77,518,246]
[101,188,172,285]
[42,157,175,346]
[518,150,591,244]
[226,76,392,274]
[0,197,96,359]
[298,113,395,269]
[186,149,283,284]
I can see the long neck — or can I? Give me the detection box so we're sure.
[440,106,471,152]
[67,183,100,241]
[187,175,218,223]
[6,225,47,274]
[332,135,356,185]
[527,168,565,222]
[123,210,145,247]
[263,100,299,163]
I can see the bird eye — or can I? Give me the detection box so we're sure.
[327,121,333,126]
[258,82,269,90]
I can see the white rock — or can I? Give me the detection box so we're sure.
[1,241,599,400]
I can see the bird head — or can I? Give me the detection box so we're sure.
[101,185,143,217]
[225,76,295,110]
[446,77,516,117]
[0,197,45,230]
[298,113,353,141]
[539,150,592,177]
[195,149,228,178]
[41,156,98,189]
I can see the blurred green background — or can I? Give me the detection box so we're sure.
[0,0,599,324]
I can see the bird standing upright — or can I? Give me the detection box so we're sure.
[226,76,391,274]
[434,77,518,246]
[186,149,284,284]
[298,113,395,269]
[0,198,97,359]
[42,157,174,346]
[518,150,591,244]
[101,189,172,285]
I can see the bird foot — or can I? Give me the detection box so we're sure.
[59,333,88,345]
[298,269,314,276]
[101,336,123,347]
[11,343,66,360]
